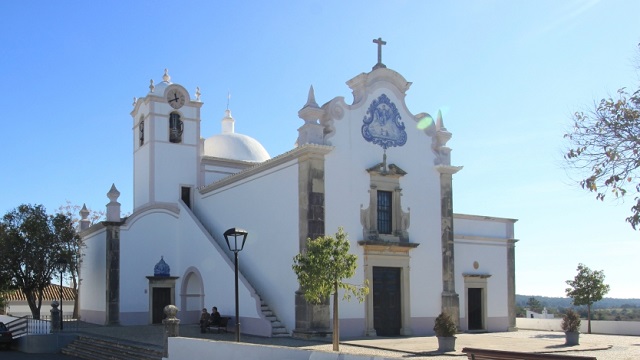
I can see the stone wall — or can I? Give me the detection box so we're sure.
[516,318,640,336]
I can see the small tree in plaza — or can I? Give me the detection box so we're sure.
[292,227,369,351]
[565,263,610,334]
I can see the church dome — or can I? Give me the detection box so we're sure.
[203,110,270,162]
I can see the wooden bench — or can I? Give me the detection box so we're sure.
[462,348,597,360]
[206,316,230,333]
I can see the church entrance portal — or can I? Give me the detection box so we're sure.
[373,266,401,336]
[147,275,178,324]
[152,287,171,324]
[467,288,483,330]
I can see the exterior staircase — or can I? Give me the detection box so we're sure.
[260,298,289,337]
[61,335,163,360]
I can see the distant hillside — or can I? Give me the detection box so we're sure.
[516,295,640,309]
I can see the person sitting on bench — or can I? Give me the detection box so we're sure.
[209,306,221,326]
[199,308,210,333]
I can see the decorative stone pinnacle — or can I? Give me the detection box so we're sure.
[80,204,89,219]
[163,68,170,83]
[132,97,137,107]
[304,85,319,108]
[436,109,446,131]
[149,79,155,93]
[107,183,121,202]
[195,86,201,101]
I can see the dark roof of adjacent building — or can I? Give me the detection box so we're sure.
[4,284,75,302]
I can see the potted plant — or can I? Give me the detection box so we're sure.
[433,312,457,352]
[561,309,581,345]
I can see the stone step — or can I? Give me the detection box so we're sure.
[272,327,288,334]
[258,300,289,337]
[272,333,291,337]
[61,335,163,360]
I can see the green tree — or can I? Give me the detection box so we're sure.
[527,297,543,313]
[564,44,640,229]
[0,204,76,319]
[292,228,369,351]
[565,263,610,334]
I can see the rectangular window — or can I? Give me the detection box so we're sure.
[377,190,392,234]
[181,186,191,208]
[169,113,183,143]
[139,120,144,147]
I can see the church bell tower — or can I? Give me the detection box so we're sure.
[130,69,202,210]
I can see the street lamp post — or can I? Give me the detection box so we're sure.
[223,228,248,343]
[56,258,67,330]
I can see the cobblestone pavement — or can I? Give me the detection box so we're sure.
[78,324,640,359]
[0,349,83,360]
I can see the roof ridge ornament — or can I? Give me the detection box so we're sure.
[162,68,171,83]
[154,256,171,277]
[304,85,319,108]
[372,37,387,70]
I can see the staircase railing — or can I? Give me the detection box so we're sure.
[5,314,78,337]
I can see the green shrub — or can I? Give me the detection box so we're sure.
[433,312,457,337]
[561,309,581,332]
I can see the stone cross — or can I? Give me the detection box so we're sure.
[373,37,387,68]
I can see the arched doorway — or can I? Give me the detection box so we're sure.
[180,268,205,324]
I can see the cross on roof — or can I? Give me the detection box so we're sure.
[372,37,387,70]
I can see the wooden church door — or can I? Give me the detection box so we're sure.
[373,267,402,336]
[152,287,171,324]
[468,288,483,330]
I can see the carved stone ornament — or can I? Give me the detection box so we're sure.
[361,94,407,149]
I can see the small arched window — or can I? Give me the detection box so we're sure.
[169,112,183,143]
[139,118,145,147]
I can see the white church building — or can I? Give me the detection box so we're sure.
[78,41,518,338]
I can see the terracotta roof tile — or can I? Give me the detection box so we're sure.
[4,284,75,302]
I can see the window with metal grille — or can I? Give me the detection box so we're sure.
[377,190,392,234]
[169,113,183,143]
[139,119,144,147]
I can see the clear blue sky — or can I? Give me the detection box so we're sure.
[2,1,639,298]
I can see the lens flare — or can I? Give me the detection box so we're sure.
[416,115,433,130]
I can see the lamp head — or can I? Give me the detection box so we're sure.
[223,228,248,252]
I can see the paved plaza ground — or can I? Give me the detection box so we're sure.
[3,325,640,359]
[83,325,640,359]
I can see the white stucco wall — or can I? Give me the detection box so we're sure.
[115,202,266,333]
[119,207,181,316]
[195,158,301,334]
[78,226,107,323]
[166,337,395,360]
[517,318,640,336]
[134,144,151,207]
[454,214,515,332]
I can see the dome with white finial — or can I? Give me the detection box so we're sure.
[203,109,270,162]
